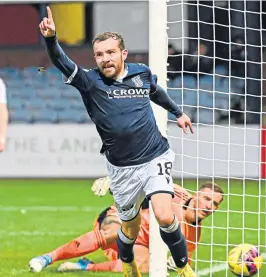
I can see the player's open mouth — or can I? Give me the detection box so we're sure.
[103,65,114,70]
[201,210,209,216]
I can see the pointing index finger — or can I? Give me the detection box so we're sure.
[188,122,194,134]
[46,6,53,19]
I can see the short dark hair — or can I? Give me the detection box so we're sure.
[199,182,224,202]
[92,32,125,50]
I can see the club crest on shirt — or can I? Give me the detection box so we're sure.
[131,75,143,87]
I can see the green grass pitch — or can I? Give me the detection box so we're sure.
[0,179,265,277]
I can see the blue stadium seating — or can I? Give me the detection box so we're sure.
[7,98,24,110]
[196,108,219,125]
[47,99,71,111]
[57,109,89,123]
[0,67,20,79]
[35,87,61,99]
[9,109,33,123]
[212,65,228,76]
[71,100,85,110]
[24,98,47,110]
[3,65,243,124]
[33,109,58,123]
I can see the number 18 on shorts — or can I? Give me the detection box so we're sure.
[107,149,175,221]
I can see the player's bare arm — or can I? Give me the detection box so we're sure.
[0,103,8,152]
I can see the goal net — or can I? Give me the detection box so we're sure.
[151,0,266,276]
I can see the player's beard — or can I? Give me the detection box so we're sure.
[100,57,124,79]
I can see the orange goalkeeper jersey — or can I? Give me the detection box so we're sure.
[93,185,201,261]
[135,185,202,258]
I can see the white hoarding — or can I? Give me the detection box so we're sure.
[0,124,108,178]
[0,124,261,178]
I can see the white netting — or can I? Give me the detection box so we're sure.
[166,0,266,276]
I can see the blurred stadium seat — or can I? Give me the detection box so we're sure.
[47,99,71,111]
[0,67,20,79]
[167,65,244,124]
[58,109,90,123]
[9,109,33,123]
[4,65,244,124]
[24,98,47,110]
[33,109,58,123]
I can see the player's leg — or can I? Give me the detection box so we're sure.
[144,149,197,277]
[29,230,108,272]
[58,244,149,273]
[58,258,124,272]
[118,214,142,277]
[151,193,196,276]
[29,215,120,273]
[134,244,149,273]
[107,161,145,277]
[58,210,149,273]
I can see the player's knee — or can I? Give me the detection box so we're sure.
[122,219,141,239]
[155,212,175,227]
[122,224,141,239]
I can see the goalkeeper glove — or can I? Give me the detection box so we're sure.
[91,176,110,197]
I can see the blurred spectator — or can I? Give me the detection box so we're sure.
[231,35,246,78]
[167,40,213,80]
[0,78,8,152]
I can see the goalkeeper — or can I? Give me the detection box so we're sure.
[29,177,223,273]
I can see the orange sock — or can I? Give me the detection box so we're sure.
[87,260,123,272]
[47,230,107,263]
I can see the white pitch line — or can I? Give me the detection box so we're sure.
[0,230,80,237]
[197,252,266,276]
[0,205,99,212]
[197,263,228,276]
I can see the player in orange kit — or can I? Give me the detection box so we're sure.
[29,178,223,273]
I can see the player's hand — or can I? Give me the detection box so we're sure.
[177,113,194,134]
[39,6,56,38]
[0,137,5,152]
[91,176,111,197]
[0,143,5,152]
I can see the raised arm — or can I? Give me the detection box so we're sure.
[39,6,76,78]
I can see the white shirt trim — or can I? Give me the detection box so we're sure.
[62,64,78,84]
[116,64,128,83]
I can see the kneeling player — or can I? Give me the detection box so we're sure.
[29,179,223,273]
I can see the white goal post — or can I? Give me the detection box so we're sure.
[149,1,168,277]
[150,1,266,277]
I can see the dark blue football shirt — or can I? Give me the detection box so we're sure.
[45,36,183,166]
[65,63,169,166]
